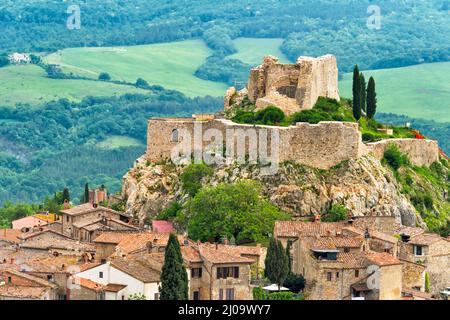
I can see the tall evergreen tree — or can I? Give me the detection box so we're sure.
[366,76,377,119]
[264,237,289,290]
[159,234,189,300]
[84,183,89,203]
[62,188,70,202]
[352,65,361,120]
[360,73,366,113]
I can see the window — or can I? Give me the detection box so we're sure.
[344,247,350,253]
[217,267,239,279]
[219,289,224,300]
[226,288,235,300]
[336,272,339,278]
[193,291,200,300]
[66,216,70,222]
[47,274,53,281]
[191,268,202,279]
[121,295,125,300]
[171,129,179,142]
[99,272,103,279]
[355,270,359,278]
[327,272,332,281]
[7,276,12,284]
[154,293,160,300]
[414,246,424,256]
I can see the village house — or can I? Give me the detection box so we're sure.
[0,269,58,300]
[59,203,137,242]
[274,219,412,300]
[0,229,22,248]
[396,225,450,295]
[8,53,31,64]
[12,212,60,231]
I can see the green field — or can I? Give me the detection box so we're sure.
[97,136,144,150]
[44,40,227,98]
[0,64,148,106]
[339,62,450,123]
[228,38,291,66]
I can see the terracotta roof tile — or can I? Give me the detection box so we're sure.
[0,285,50,299]
[93,232,137,244]
[394,225,425,238]
[364,252,402,266]
[274,221,346,238]
[309,236,363,250]
[3,269,57,288]
[409,233,447,246]
[60,203,126,217]
[105,283,127,292]
[152,220,175,233]
[198,243,255,264]
[110,257,161,283]
[0,229,22,244]
[77,277,105,291]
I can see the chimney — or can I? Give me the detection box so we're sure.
[401,234,411,243]
[10,258,14,264]
[224,239,229,246]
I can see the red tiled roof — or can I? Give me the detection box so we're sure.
[409,233,447,246]
[110,257,161,283]
[337,252,368,269]
[394,225,425,238]
[0,285,50,299]
[274,221,346,238]
[197,243,255,264]
[309,236,363,250]
[77,277,105,291]
[60,203,125,217]
[364,252,402,266]
[105,283,127,292]
[0,229,22,244]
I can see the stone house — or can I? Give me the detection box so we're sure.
[0,269,58,300]
[59,203,135,241]
[0,229,22,248]
[397,231,450,295]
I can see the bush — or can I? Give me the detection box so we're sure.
[136,78,149,89]
[252,287,268,300]
[423,194,434,210]
[283,273,305,293]
[383,144,409,170]
[314,97,340,113]
[255,106,285,125]
[98,72,111,81]
[268,292,304,300]
[180,163,213,196]
[291,109,332,124]
[321,204,349,222]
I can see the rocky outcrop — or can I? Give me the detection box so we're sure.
[122,154,424,228]
[243,54,340,115]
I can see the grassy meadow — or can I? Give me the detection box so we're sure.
[0,64,148,106]
[44,40,227,98]
[339,62,450,123]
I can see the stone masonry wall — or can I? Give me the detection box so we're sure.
[367,139,439,167]
[246,55,340,115]
[146,118,368,170]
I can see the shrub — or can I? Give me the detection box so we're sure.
[283,273,305,293]
[98,72,111,81]
[252,287,268,300]
[423,194,434,210]
[136,78,149,89]
[255,106,285,125]
[291,109,333,124]
[383,144,409,170]
[425,272,430,293]
[314,97,340,113]
[233,110,256,124]
[322,204,349,222]
[268,292,304,300]
[180,163,213,196]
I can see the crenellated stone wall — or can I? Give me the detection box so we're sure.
[245,55,340,115]
[367,139,440,167]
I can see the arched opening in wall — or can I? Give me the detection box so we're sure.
[172,129,179,142]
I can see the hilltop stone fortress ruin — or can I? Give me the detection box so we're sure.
[146,55,440,170]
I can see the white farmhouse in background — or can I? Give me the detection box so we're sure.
[8,53,31,64]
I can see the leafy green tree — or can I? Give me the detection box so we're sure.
[264,237,289,290]
[383,144,409,170]
[180,163,213,196]
[159,234,189,300]
[255,106,285,125]
[360,73,366,112]
[98,72,111,81]
[352,65,361,120]
[366,76,377,119]
[182,180,289,243]
[135,78,149,89]
[0,55,9,67]
[283,273,305,293]
[321,204,349,222]
[156,201,182,220]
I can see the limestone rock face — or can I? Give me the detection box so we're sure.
[245,54,340,115]
[122,155,424,228]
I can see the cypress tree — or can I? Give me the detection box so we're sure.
[160,234,189,300]
[360,73,366,113]
[84,183,89,203]
[264,237,289,290]
[352,65,361,120]
[366,76,377,119]
[62,188,70,202]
